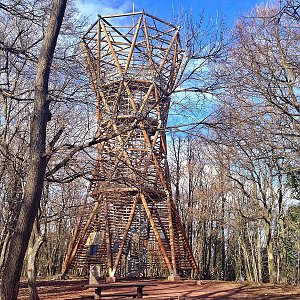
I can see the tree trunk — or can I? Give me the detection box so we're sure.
[28,224,45,300]
[247,224,258,282]
[240,238,253,282]
[256,221,262,283]
[265,221,277,283]
[235,243,243,281]
[187,137,194,247]
[277,216,287,284]
[221,196,226,279]
[204,220,213,279]
[0,1,67,299]
[201,223,207,278]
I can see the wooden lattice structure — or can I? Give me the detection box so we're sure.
[61,11,197,279]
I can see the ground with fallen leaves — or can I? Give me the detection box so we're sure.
[17,278,300,299]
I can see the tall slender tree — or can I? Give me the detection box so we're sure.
[0,0,67,299]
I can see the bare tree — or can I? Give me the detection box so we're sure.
[0,0,67,299]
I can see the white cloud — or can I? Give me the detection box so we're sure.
[76,0,133,22]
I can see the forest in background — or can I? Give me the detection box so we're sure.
[0,0,299,299]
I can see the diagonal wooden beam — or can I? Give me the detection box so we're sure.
[96,20,101,82]
[138,84,154,114]
[141,86,165,173]
[143,19,156,76]
[158,30,179,73]
[123,82,138,111]
[137,127,177,273]
[167,34,182,91]
[151,202,170,243]
[112,196,139,275]
[165,190,177,273]
[100,20,123,75]
[142,128,160,173]
[171,201,199,271]
[61,200,100,275]
[140,193,173,274]
[124,16,143,72]
[110,123,138,181]
[140,125,168,190]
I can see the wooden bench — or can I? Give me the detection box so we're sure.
[84,282,157,299]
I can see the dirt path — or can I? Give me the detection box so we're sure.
[17,278,300,299]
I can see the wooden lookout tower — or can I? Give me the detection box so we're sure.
[62,11,198,281]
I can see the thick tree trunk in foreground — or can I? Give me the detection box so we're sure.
[0,1,67,299]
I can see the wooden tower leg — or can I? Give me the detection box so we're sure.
[61,201,100,277]
[166,192,180,280]
[112,196,139,276]
[140,193,173,274]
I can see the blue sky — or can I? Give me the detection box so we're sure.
[76,0,269,27]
